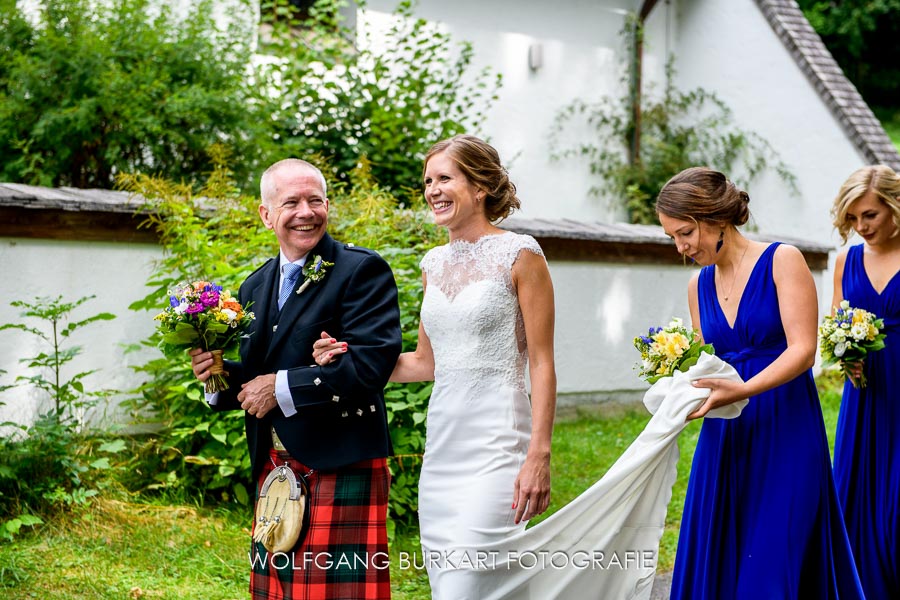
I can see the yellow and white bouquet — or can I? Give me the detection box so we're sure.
[819,300,886,388]
[633,317,714,384]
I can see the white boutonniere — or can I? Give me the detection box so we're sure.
[296,255,334,295]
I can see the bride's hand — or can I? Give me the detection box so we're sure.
[311,331,347,366]
[512,453,551,524]
[687,378,748,421]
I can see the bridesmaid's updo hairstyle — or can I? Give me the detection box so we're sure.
[831,165,900,243]
[424,134,521,222]
[655,166,750,227]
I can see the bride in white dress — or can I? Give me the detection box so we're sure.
[317,134,558,597]
[314,136,748,599]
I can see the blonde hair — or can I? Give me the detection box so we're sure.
[424,135,520,222]
[831,165,900,243]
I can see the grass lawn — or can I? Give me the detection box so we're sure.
[1,375,844,599]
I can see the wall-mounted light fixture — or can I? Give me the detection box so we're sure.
[528,43,543,71]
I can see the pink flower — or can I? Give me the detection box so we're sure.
[199,291,220,308]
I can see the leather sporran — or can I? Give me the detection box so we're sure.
[253,463,311,553]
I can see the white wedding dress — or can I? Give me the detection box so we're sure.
[417,231,746,599]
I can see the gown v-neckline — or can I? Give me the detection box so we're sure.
[714,244,772,330]
[861,251,900,296]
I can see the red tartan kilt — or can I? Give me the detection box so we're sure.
[250,449,391,600]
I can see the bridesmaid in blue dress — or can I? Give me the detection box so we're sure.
[830,165,900,600]
[657,167,864,599]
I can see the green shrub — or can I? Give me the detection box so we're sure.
[0,0,499,195]
[0,0,270,189]
[0,296,118,537]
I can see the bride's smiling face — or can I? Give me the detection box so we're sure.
[659,213,722,266]
[423,151,486,231]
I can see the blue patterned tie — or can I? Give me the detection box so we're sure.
[278,263,303,310]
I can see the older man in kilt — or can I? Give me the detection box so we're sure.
[191,158,401,599]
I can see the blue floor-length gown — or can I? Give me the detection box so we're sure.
[833,243,900,599]
[670,243,864,599]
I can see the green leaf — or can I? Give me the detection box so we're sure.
[161,329,200,346]
[17,514,43,527]
[98,439,127,453]
[90,458,111,470]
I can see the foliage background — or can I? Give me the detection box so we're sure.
[0,0,499,195]
[798,0,900,147]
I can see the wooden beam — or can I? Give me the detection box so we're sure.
[0,207,158,244]
[534,235,829,271]
[639,0,662,21]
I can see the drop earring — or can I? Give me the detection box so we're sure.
[715,230,724,253]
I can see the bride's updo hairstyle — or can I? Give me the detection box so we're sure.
[425,134,521,222]
[656,166,751,227]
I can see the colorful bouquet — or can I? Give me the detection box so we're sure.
[154,281,255,393]
[633,317,715,384]
[818,300,886,388]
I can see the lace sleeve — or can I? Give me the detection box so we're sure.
[420,246,444,280]
[508,234,545,269]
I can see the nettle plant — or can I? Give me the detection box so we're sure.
[550,18,796,225]
[0,295,120,539]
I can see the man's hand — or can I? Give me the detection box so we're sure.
[238,374,278,418]
[189,348,213,382]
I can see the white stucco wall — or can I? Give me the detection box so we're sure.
[547,257,829,402]
[0,238,160,429]
[653,0,865,245]
[549,261,694,404]
[363,0,640,223]
[359,0,846,402]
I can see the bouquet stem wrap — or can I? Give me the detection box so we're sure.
[206,349,230,393]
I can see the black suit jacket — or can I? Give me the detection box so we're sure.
[212,233,401,478]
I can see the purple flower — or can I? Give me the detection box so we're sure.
[314,259,323,273]
[185,302,205,315]
[169,296,179,307]
[200,291,220,307]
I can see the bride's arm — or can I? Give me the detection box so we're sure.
[389,272,435,383]
[511,249,557,524]
[390,318,435,383]
[311,273,435,383]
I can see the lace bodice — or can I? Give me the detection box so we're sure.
[420,232,544,395]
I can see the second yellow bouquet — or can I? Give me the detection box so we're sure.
[633,317,714,384]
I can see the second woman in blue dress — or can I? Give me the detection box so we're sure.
[657,167,863,599]
[831,165,900,600]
